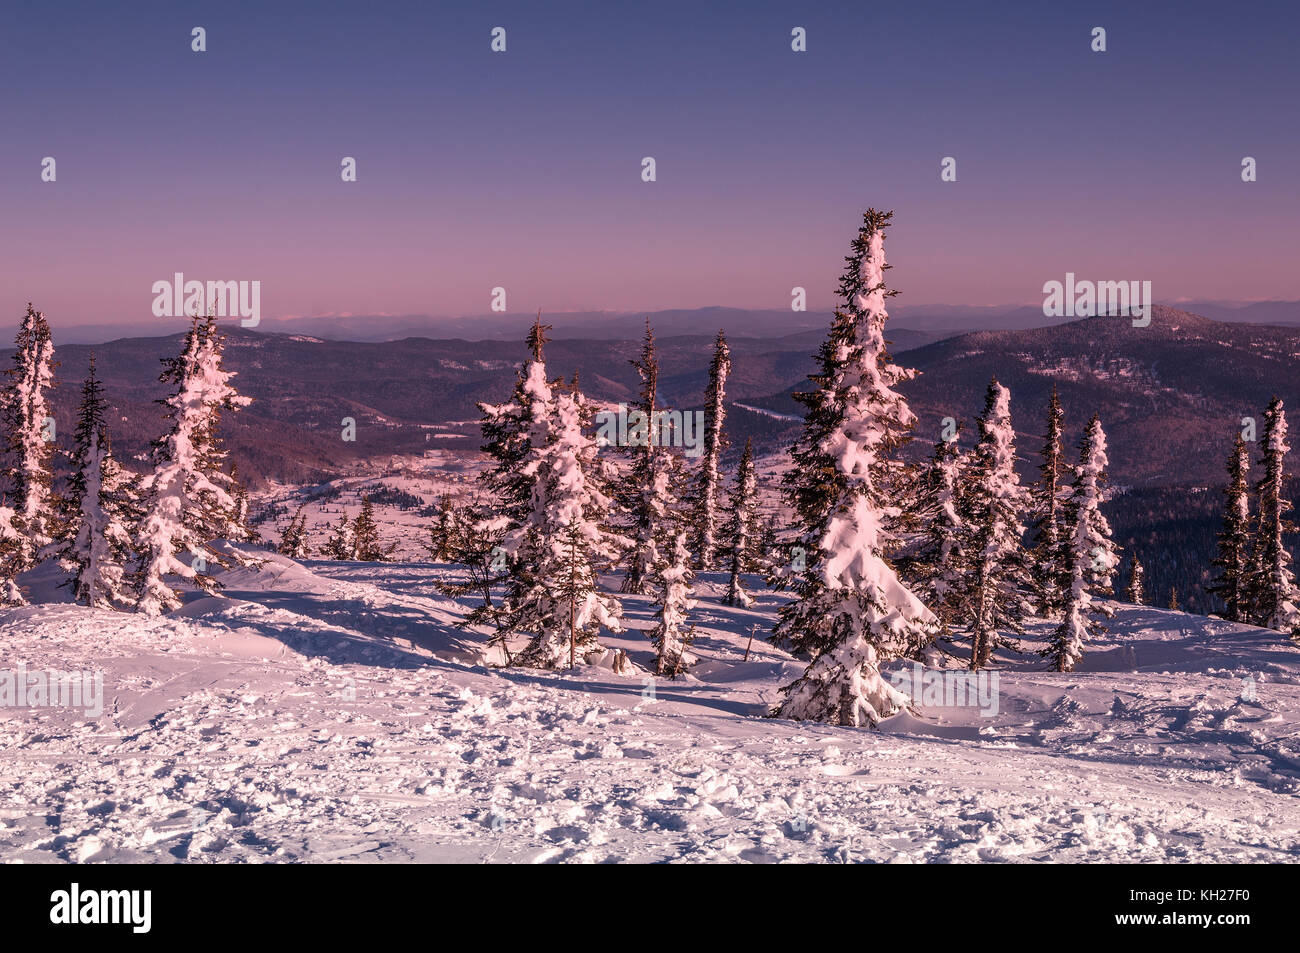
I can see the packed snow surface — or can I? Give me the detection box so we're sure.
[2,554,1299,863]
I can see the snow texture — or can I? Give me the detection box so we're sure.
[3,553,1299,863]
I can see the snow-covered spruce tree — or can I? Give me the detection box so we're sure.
[505,370,626,670]
[622,448,679,595]
[1125,552,1146,605]
[650,531,697,677]
[1,304,58,568]
[56,356,140,608]
[351,495,392,561]
[0,505,26,605]
[1247,398,1300,636]
[691,329,731,570]
[565,370,627,552]
[476,338,536,531]
[1044,414,1119,672]
[322,514,353,560]
[136,314,250,615]
[191,315,252,547]
[460,315,552,625]
[958,380,1033,670]
[901,430,967,630]
[621,317,675,595]
[1208,434,1253,622]
[1029,386,1066,616]
[720,437,759,607]
[769,209,939,727]
[277,504,311,559]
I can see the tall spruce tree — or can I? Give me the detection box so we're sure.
[1125,552,1146,605]
[691,330,731,569]
[56,356,139,608]
[1030,386,1066,616]
[623,450,679,594]
[505,366,627,669]
[463,314,551,623]
[720,437,759,608]
[650,531,697,677]
[1208,435,1253,622]
[958,380,1033,670]
[769,209,938,726]
[136,314,250,615]
[1,304,58,567]
[192,316,252,547]
[1045,415,1119,672]
[1247,398,1300,636]
[621,317,674,595]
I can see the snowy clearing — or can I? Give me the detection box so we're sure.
[2,553,1299,863]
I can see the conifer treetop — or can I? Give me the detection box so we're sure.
[526,310,551,363]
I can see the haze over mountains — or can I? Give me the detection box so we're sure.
[11,304,1300,496]
[20,300,1300,347]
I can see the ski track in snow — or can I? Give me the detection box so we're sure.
[2,554,1299,864]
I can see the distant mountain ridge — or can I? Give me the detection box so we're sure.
[7,305,1300,490]
[745,305,1300,487]
[6,327,842,486]
[21,299,1300,346]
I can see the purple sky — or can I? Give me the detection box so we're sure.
[3,0,1298,332]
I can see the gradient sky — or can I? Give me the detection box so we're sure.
[3,0,1298,331]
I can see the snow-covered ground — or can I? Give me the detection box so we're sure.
[3,552,1299,863]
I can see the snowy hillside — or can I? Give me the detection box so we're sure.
[249,448,793,563]
[252,452,481,562]
[3,553,1298,863]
